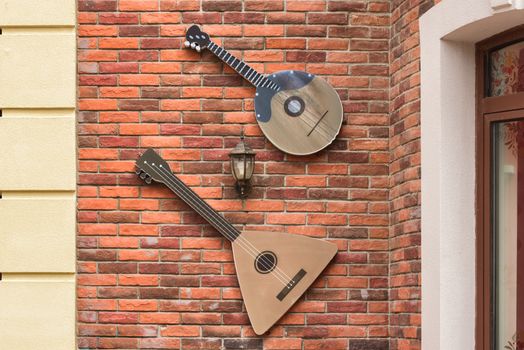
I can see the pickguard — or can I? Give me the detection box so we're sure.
[254,70,314,123]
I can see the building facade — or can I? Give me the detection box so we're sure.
[1,0,523,349]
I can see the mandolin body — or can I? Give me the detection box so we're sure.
[232,230,338,335]
[254,70,343,155]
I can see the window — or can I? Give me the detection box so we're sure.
[477,26,524,350]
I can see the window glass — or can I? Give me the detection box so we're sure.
[490,41,524,97]
[492,120,524,349]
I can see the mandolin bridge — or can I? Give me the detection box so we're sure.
[276,269,307,301]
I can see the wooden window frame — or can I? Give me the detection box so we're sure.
[476,25,524,350]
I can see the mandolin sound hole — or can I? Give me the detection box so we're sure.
[284,96,305,117]
[254,251,277,274]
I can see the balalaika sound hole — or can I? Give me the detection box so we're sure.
[254,251,277,274]
[284,96,305,117]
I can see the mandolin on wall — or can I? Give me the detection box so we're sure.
[184,25,344,156]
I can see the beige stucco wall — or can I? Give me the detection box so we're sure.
[0,1,76,349]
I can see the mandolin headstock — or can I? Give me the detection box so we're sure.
[184,25,211,53]
[135,148,171,185]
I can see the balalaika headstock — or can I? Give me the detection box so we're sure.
[135,149,171,185]
[184,25,211,53]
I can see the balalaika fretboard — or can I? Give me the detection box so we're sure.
[136,150,241,242]
[162,171,240,242]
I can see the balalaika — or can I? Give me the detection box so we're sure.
[136,149,337,334]
[184,25,344,156]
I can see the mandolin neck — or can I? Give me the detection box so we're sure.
[157,167,241,242]
[207,41,279,90]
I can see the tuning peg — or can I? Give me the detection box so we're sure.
[184,41,191,48]
[190,42,196,49]
[140,172,148,180]
[145,175,152,184]
[135,168,142,175]
[195,45,201,53]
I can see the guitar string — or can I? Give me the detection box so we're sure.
[152,164,295,286]
[149,163,296,288]
[151,164,295,288]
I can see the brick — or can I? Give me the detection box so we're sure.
[267,12,305,24]
[79,0,117,11]
[287,25,327,37]
[99,13,139,24]
[349,339,389,350]
[119,0,158,11]
[308,13,348,24]
[244,1,284,11]
[99,38,139,49]
[182,12,222,24]
[142,13,181,24]
[328,1,367,12]
[79,25,118,37]
[266,38,306,49]
[78,324,116,336]
[244,25,284,37]
[287,1,326,11]
[119,25,159,37]
[224,12,265,24]
[141,38,180,49]
[160,325,200,337]
[118,100,159,111]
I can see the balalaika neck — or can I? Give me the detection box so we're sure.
[207,41,279,91]
[159,169,240,242]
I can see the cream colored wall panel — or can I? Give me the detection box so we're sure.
[0,34,75,108]
[0,276,75,350]
[0,196,75,272]
[0,0,75,26]
[0,117,75,190]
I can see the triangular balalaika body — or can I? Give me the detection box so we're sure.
[232,230,337,335]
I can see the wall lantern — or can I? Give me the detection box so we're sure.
[229,135,256,198]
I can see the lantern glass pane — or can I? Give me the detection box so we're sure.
[245,155,254,179]
[232,155,247,180]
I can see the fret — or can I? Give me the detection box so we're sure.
[233,59,241,69]
[238,63,247,74]
[247,70,257,81]
[253,74,263,86]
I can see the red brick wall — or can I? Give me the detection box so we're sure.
[389,1,434,349]
[77,1,393,349]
